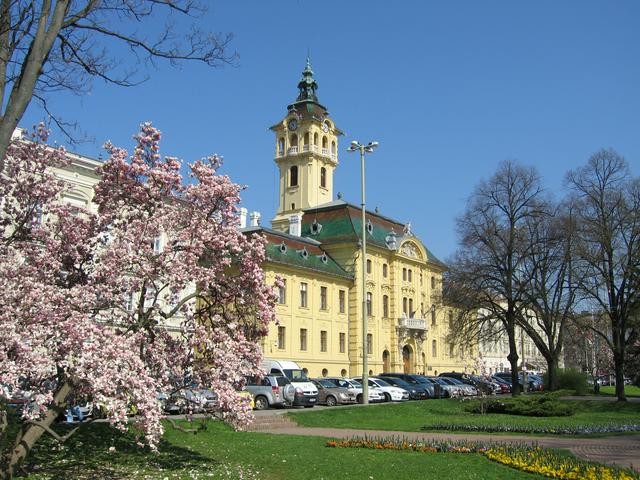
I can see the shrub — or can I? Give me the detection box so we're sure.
[464,395,575,417]
[549,369,588,395]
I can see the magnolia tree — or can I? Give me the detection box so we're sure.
[0,124,277,479]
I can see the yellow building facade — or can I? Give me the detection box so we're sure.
[250,60,475,378]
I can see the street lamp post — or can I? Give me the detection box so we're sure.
[347,140,378,405]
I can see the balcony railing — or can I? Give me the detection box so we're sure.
[398,317,427,330]
[322,148,329,156]
[303,145,310,152]
[287,146,298,154]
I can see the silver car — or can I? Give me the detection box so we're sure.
[245,375,295,410]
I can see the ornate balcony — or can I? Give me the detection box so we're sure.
[398,317,427,330]
[287,146,298,154]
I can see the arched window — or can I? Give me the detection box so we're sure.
[382,263,388,278]
[320,167,327,188]
[366,258,371,274]
[290,134,298,147]
[382,295,389,318]
[304,132,309,146]
[331,140,336,154]
[322,136,328,148]
[290,166,298,187]
[432,340,437,357]
[366,292,373,316]
[408,298,414,317]
[314,132,319,145]
[278,137,285,155]
[431,305,436,326]
[402,297,408,315]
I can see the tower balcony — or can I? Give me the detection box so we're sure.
[287,146,298,154]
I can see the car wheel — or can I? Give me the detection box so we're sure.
[383,393,391,402]
[356,394,363,404]
[326,396,337,407]
[254,396,269,411]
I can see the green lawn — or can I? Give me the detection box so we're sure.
[600,385,640,397]
[288,397,640,434]
[18,420,544,479]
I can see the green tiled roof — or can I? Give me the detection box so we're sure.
[301,201,447,269]
[243,226,352,279]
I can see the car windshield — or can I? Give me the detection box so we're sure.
[350,380,363,388]
[374,379,391,387]
[283,369,308,382]
[318,380,335,388]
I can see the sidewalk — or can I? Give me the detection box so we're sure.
[253,412,640,472]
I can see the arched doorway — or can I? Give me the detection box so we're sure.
[402,345,413,374]
[382,350,390,373]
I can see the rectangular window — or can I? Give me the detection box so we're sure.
[300,328,307,351]
[278,279,286,304]
[278,326,286,349]
[320,330,327,352]
[382,295,389,318]
[339,290,346,313]
[409,298,414,317]
[152,235,162,253]
[408,269,412,282]
[402,268,407,281]
[300,282,308,308]
[432,340,437,357]
[366,259,372,274]
[320,286,327,310]
[366,292,372,316]
[339,333,346,353]
[367,333,373,355]
[431,306,436,326]
[402,297,408,315]
[431,276,436,289]
[382,263,388,278]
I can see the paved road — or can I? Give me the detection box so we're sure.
[252,407,640,472]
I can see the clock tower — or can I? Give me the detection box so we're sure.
[270,58,343,232]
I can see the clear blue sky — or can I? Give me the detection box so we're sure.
[20,1,640,262]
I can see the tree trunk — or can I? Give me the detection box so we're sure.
[1,381,73,480]
[507,328,520,397]
[614,349,627,402]
[545,356,559,391]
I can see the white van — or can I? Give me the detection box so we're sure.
[262,359,318,407]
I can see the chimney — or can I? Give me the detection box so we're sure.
[249,211,261,227]
[288,213,302,236]
[11,128,25,141]
[239,207,248,228]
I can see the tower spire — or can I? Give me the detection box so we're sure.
[295,56,319,104]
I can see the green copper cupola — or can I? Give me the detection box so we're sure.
[296,57,318,103]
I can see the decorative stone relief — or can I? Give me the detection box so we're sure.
[400,242,422,259]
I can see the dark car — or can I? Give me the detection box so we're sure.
[377,376,428,400]
[439,372,494,395]
[310,379,356,406]
[380,373,435,398]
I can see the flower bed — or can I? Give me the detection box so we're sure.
[422,423,640,435]
[485,445,638,480]
[327,436,640,480]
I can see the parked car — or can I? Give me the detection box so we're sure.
[245,375,296,410]
[354,377,410,402]
[377,376,428,400]
[380,373,435,398]
[427,376,463,398]
[491,376,512,394]
[439,372,494,395]
[438,376,478,396]
[263,359,318,407]
[323,377,384,403]
[311,379,356,406]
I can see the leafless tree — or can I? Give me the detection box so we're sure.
[517,203,577,391]
[566,149,640,401]
[445,160,546,396]
[0,0,237,169]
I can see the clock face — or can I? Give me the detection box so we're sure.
[288,119,298,131]
[322,122,329,133]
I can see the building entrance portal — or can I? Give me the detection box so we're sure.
[402,345,413,374]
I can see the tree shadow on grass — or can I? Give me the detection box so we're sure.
[21,422,220,479]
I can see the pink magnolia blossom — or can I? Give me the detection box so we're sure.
[0,124,276,474]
